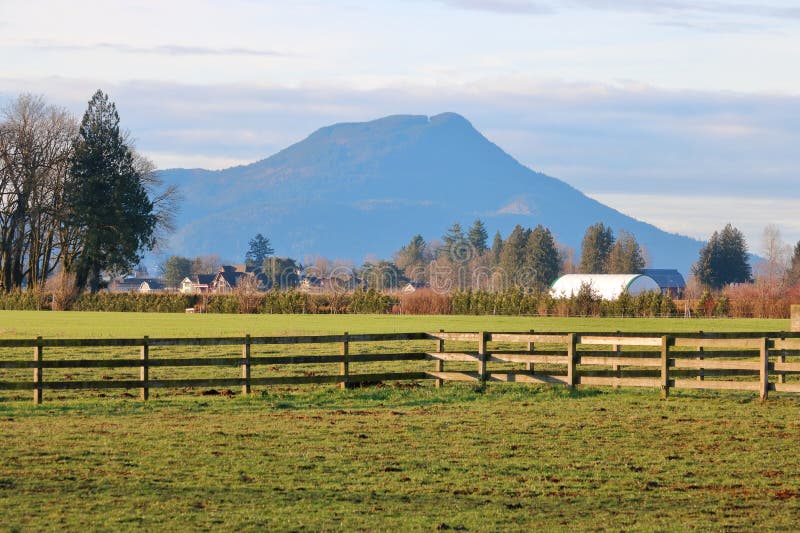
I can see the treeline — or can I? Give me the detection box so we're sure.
[0,92,175,297]
[169,220,646,295]
[383,220,645,292]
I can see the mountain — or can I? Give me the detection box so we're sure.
[159,113,702,274]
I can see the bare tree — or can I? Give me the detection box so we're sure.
[191,254,222,275]
[0,94,77,291]
[758,224,790,287]
[133,151,181,250]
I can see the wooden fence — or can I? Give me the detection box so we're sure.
[1,331,800,404]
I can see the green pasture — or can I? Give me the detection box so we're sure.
[1,312,798,530]
[0,311,793,403]
[2,387,800,530]
[0,310,790,338]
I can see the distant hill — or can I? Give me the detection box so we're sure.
[159,112,702,274]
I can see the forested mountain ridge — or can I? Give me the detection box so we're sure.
[160,113,701,274]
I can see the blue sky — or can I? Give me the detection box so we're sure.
[1,0,798,251]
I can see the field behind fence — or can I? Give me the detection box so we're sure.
[2,330,800,404]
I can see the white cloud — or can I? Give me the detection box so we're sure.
[589,193,800,249]
[21,41,286,57]
[3,75,796,198]
[437,0,800,20]
[144,152,253,171]
[435,0,552,14]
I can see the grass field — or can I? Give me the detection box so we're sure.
[1,312,798,530]
[2,387,800,530]
[0,310,791,338]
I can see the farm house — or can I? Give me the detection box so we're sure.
[550,274,661,300]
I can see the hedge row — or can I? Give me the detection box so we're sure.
[73,293,196,313]
[445,288,677,318]
[0,289,398,314]
[0,286,790,318]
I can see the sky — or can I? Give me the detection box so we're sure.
[1,0,799,254]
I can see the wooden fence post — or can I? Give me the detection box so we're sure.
[435,329,444,388]
[697,346,704,381]
[478,331,487,388]
[566,333,576,391]
[526,329,534,373]
[242,334,251,396]
[660,335,670,399]
[33,336,43,405]
[339,332,349,390]
[611,343,620,389]
[778,346,786,385]
[760,337,769,403]
[140,336,149,401]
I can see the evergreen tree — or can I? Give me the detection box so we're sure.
[467,219,489,256]
[498,225,530,288]
[693,231,720,289]
[607,230,645,274]
[491,231,503,266]
[66,90,157,293]
[263,256,299,289]
[441,222,470,261]
[692,223,752,289]
[787,241,800,287]
[360,261,406,291]
[579,223,615,274]
[397,234,427,265]
[395,234,428,283]
[161,255,191,288]
[245,233,274,267]
[525,225,560,290]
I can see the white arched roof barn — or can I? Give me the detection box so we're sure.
[550,274,660,300]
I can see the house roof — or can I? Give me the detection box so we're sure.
[214,270,269,289]
[195,274,215,285]
[140,280,164,290]
[216,271,242,287]
[113,280,141,290]
[640,269,686,289]
[114,277,163,290]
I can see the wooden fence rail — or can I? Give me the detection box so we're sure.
[1,331,799,404]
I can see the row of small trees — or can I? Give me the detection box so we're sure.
[389,220,646,292]
[170,219,782,299]
[0,286,676,317]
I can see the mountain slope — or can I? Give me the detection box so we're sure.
[160,113,701,274]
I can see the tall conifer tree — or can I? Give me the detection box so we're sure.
[67,90,156,293]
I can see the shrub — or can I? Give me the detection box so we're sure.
[73,293,196,312]
[695,290,714,318]
[399,288,451,315]
[0,290,49,311]
[713,295,730,317]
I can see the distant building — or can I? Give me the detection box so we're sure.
[640,269,686,298]
[139,279,164,293]
[401,282,426,294]
[298,276,325,293]
[111,277,165,293]
[550,274,661,300]
[179,275,214,294]
[210,265,269,293]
